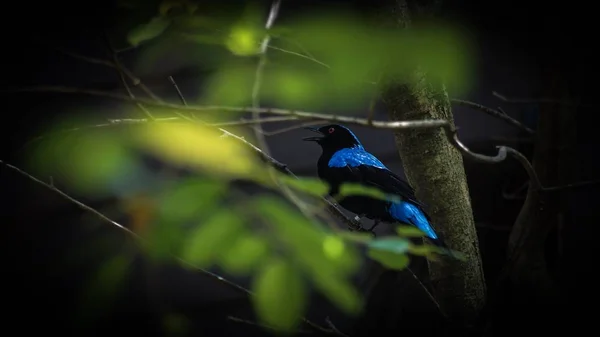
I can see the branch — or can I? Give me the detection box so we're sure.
[451,98,535,135]
[4,86,508,164]
[103,31,155,120]
[0,159,341,335]
[493,91,595,108]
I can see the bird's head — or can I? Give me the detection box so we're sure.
[302,124,363,151]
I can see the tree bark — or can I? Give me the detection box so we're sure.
[378,0,486,323]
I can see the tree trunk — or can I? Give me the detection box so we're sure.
[378,0,486,323]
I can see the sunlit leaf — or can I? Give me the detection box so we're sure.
[396,225,426,238]
[252,258,307,332]
[181,210,244,267]
[226,25,262,56]
[368,249,410,270]
[337,183,401,203]
[127,16,172,46]
[368,237,410,254]
[322,235,345,260]
[132,123,262,179]
[218,232,270,275]
[278,175,329,197]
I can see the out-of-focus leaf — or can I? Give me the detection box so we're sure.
[338,231,375,243]
[132,123,262,179]
[278,176,329,197]
[181,210,244,267]
[200,62,255,106]
[79,254,132,319]
[254,197,360,276]
[407,243,439,257]
[311,272,362,315]
[30,130,132,194]
[368,249,410,270]
[252,258,307,332]
[322,235,346,260]
[225,25,262,56]
[127,16,172,46]
[218,232,270,275]
[159,178,226,223]
[396,225,426,238]
[368,237,410,254]
[337,183,401,203]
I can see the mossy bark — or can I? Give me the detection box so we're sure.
[381,75,486,322]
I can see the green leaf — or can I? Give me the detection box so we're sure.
[368,249,410,270]
[338,183,401,203]
[159,178,226,222]
[407,243,439,257]
[396,225,426,238]
[79,254,132,319]
[312,273,362,315]
[218,233,270,275]
[254,197,360,276]
[127,16,172,46]
[278,176,329,198]
[368,237,410,254]
[181,210,244,267]
[252,259,307,332]
[338,231,374,243]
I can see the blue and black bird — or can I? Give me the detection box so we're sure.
[303,124,445,247]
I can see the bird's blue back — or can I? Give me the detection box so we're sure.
[325,131,438,240]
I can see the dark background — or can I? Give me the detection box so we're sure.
[1,0,596,336]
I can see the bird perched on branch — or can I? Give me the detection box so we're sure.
[303,124,448,248]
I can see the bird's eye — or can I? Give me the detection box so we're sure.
[328,127,335,134]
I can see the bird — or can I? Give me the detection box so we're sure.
[303,123,447,249]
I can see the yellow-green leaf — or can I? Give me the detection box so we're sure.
[218,233,270,275]
[132,123,261,179]
[159,178,226,222]
[127,16,172,46]
[181,211,244,267]
[396,225,426,237]
[338,231,375,243]
[368,249,410,270]
[278,176,329,197]
[252,258,307,332]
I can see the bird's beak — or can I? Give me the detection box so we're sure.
[302,127,323,142]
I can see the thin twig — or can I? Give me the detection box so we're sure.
[451,98,534,135]
[406,267,447,318]
[493,91,594,108]
[168,75,188,106]
[323,317,350,337]
[253,120,324,136]
[4,86,509,164]
[103,30,155,120]
[0,159,341,335]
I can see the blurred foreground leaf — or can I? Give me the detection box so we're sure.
[133,123,262,179]
[369,237,410,254]
[181,210,244,267]
[368,249,410,270]
[279,176,329,197]
[127,16,172,46]
[218,231,270,275]
[396,225,426,237]
[252,258,307,332]
[338,183,400,203]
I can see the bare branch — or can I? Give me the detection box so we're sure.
[168,75,188,106]
[451,99,535,135]
[0,159,341,335]
[493,91,594,108]
[103,31,155,120]
[252,120,324,136]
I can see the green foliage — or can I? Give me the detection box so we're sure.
[127,16,172,46]
[368,249,410,270]
[181,210,245,267]
[396,225,426,237]
[217,230,270,275]
[252,258,307,332]
[278,175,330,197]
[369,237,410,254]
